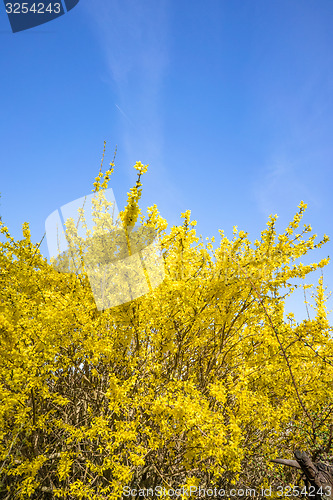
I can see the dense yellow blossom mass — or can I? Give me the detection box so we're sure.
[0,159,332,498]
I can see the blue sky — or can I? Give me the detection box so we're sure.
[0,0,332,324]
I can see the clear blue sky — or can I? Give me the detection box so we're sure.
[1,0,332,324]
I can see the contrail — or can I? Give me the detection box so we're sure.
[115,104,134,127]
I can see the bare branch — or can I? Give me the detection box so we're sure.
[271,458,302,469]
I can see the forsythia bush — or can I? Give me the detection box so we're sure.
[0,159,332,499]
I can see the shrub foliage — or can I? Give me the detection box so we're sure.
[0,160,332,499]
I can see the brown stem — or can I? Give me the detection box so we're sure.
[228,254,314,426]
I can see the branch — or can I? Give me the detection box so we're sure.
[271,458,301,469]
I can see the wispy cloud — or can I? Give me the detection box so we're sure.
[83,0,169,170]
[252,157,319,217]
[81,1,186,217]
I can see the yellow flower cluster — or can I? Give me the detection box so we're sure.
[0,162,332,499]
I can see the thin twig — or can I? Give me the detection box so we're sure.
[228,254,314,426]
